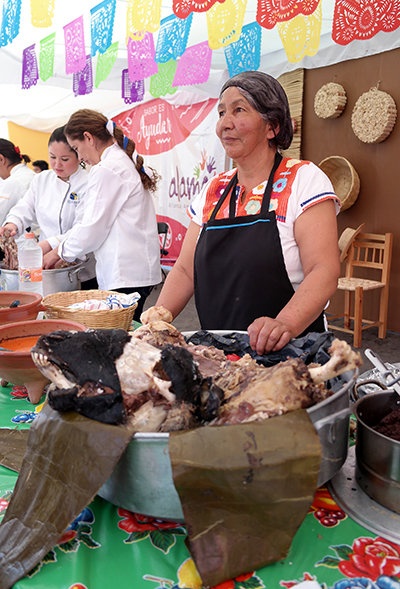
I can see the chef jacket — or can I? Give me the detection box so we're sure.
[59,143,161,291]
[0,163,35,225]
[5,166,96,281]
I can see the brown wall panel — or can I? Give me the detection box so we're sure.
[301,47,400,333]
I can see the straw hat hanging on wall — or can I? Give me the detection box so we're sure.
[314,82,347,119]
[338,224,365,262]
[351,86,397,143]
[318,156,360,212]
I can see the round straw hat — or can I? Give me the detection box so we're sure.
[338,223,365,262]
[318,156,360,212]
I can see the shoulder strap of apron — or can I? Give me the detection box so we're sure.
[209,172,238,221]
[259,151,282,214]
[209,152,283,221]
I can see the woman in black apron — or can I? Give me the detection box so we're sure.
[156,72,340,354]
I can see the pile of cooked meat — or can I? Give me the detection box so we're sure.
[31,306,363,429]
[374,408,400,442]
[0,230,18,270]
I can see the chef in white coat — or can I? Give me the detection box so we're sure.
[0,140,35,226]
[0,127,97,288]
[43,109,161,320]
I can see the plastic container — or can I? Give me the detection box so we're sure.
[0,270,7,291]
[17,233,43,296]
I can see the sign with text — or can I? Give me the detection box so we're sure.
[113,98,226,262]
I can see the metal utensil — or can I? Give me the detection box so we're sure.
[364,348,400,395]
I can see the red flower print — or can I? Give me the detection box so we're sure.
[338,536,400,580]
[213,581,235,589]
[212,572,253,589]
[10,386,29,398]
[310,487,346,527]
[281,572,316,588]
[57,530,77,545]
[117,510,183,534]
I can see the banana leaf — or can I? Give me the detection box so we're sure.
[0,402,135,589]
[169,409,322,588]
[0,428,29,472]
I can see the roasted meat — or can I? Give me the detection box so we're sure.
[212,339,362,425]
[32,320,362,431]
[0,230,18,270]
[31,329,131,424]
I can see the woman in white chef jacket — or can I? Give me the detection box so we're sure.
[0,140,35,225]
[0,127,97,288]
[42,109,161,320]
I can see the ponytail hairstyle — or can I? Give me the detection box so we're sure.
[65,109,160,192]
[0,139,31,166]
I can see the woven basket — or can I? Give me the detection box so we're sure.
[351,87,397,143]
[314,82,347,119]
[42,290,138,330]
[318,156,360,212]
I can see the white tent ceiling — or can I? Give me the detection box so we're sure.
[1,0,399,132]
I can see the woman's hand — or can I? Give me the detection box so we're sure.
[248,317,295,354]
[248,200,340,355]
[0,223,18,237]
[43,248,61,269]
[38,240,52,255]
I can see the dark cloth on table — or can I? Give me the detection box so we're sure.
[185,330,347,392]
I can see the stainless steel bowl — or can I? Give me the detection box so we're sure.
[354,390,400,514]
[1,264,84,296]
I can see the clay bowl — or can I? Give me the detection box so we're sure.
[0,319,87,404]
[0,291,46,325]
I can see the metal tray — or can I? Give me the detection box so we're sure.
[98,332,357,521]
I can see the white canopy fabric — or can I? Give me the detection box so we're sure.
[1,0,399,130]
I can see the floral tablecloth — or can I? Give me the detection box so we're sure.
[1,384,400,589]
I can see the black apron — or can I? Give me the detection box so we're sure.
[194,152,325,333]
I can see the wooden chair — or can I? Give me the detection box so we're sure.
[327,232,393,348]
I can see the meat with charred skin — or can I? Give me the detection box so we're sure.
[212,339,362,425]
[31,329,132,424]
[32,322,361,432]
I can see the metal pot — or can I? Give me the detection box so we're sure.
[354,390,400,514]
[98,368,357,522]
[1,264,84,297]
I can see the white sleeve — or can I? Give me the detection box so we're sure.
[290,162,341,221]
[4,179,38,235]
[59,166,135,261]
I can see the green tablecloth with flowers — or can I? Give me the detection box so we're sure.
[1,383,399,589]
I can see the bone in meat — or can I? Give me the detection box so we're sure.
[308,338,363,384]
[140,305,173,325]
[132,321,187,348]
[212,339,362,425]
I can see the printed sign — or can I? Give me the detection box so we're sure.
[113,97,227,262]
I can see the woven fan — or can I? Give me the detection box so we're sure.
[278,68,304,159]
[314,82,347,119]
[351,87,397,143]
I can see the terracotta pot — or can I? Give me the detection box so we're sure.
[0,291,46,325]
[0,319,87,404]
